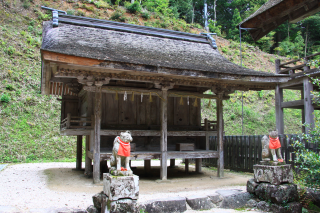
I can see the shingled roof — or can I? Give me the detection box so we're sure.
[41,14,288,85]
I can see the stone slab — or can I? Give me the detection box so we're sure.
[256,201,271,212]
[208,192,223,205]
[92,192,107,211]
[254,164,293,185]
[271,202,302,213]
[247,178,259,193]
[215,189,242,197]
[255,183,299,204]
[103,173,139,201]
[218,192,252,209]
[140,196,187,213]
[186,195,215,210]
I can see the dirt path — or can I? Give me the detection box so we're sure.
[0,161,256,212]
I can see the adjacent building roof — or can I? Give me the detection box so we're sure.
[239,0,320,41]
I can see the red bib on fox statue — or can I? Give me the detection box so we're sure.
[117,137,131,157]
[269,136,281,149]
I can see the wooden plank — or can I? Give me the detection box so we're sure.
[196,158,202,173]
[102,93,119,126]
[99,130,215,136]
[275,85,284,134]
[249,135,254,172]
[119,93,137,125]
[279,78,303,88]
[60,129,91,136]
[176,143,195,151]
[76,135,82,170]
[303,77,315,133]
[160,89,168,180]
[281,100,304,108]
[217,94,224,177]
[174,97,189,126]
[93,86,102,184]
[167,97,174,126]
[167,151,219,159]
[279,64,305,74]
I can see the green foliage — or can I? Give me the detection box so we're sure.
[94,0,109,9]
[0,93,10,103]
[227,8,241,40]
[141,11,150,20]
[125,2,141,14]
[110,10,126,22]
[143,0,171,16]
[208,20,221,36]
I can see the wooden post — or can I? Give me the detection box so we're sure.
[303,77,315,133]
[85,135,92,175]
[196,158,202,173]
[144,160,151,174]
[205,118,209,150]
[170,159,175,168]
[275,59,281,74]
[275,85,284,134]
[93,86,102,184]
[185,159,189,173]
[76,135,82,170]
[217,93,224,178]
[66,113,71,129]
[160,89,168,180]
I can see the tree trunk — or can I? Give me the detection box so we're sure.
[214,0,216,27]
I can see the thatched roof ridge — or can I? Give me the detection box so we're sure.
[41,19,283,78]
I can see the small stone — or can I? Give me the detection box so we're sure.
[141,196,187,213]
[219,192,252,209]
[186,195,215,210]
[86,205,99,213]
[107,199,137,213]
[247,178,259,193]
[256,201,271,212]
[246,199,257,208]
[92,192,104,210]
[271,202,302,213]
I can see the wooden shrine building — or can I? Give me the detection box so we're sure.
[40,13,290,183]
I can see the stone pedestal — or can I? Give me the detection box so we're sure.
[254,164,293,185]
[103,173,139,201]
[248,164,302,213]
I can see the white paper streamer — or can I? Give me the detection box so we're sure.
[124,91,127,101]
[141,93,143,102]
[187,96,189,105]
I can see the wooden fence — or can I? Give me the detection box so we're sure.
[203,134,319,173]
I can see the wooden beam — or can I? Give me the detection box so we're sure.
[217,93,224,178]
[93,86,102,184]
[279,78,304,88]
[275,85,284,134]
[281,100,304,109]
[167,151,218,159]
[160,89,168,180]
[303,77,315,133]
[76,135,83,170]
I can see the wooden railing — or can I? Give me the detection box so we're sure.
[60,113,93,130]
[276,52,320,74]
[203,134,319,173]
[202,119,217,131]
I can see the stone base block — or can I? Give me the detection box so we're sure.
[103,173,139,201]
[217,191,252,209]
[103,199,137,213]
[254,164,293,185]
[186,195,215,210]
[271,202,302,213]
[247,178,259,193]
[109,169,133,176]
[255,183,298,204]
[139,197,187,213]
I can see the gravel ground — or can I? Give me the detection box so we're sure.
[0,162,263,213]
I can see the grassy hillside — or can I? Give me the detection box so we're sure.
[0,0,307,163]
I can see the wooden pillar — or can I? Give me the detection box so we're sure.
[196,158,202,173]
[205,118,209,150]
[144,160,151,173]
[275,85,284,134]
[301,89,306,133]
[93,86,102,184]
[76,135,83,170]
[85,135,92,175]
[303,77,315,133]
[170,159,175,168]
[160,89,168,180]
[185,159,189,173]
[217,93,224,178]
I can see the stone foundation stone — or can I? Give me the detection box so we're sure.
[140,197,187,213]
[186,195,215,210]
[256,201,271,212]
[247,178,259,193]
[253,164,293,185]
[271,202,303,213]
[103,173,139,201]
[105,198,137,213]
[255,183,299,204]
